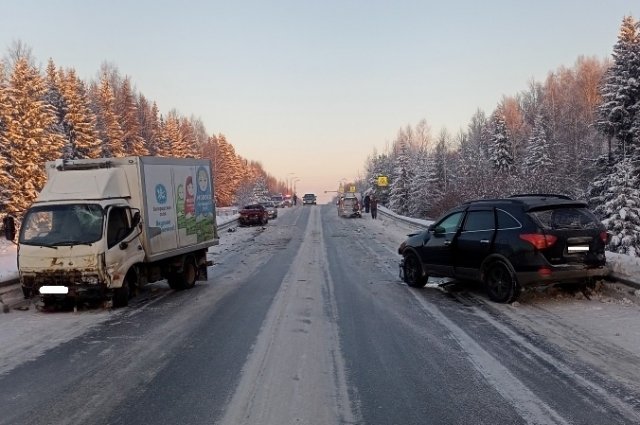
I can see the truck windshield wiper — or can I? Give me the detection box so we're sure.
[51,240,93,247]
[20,241,58,249]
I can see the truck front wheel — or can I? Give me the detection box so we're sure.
[112,280,130,308]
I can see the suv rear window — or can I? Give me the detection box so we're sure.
[529,207,600,230]
[497,209,521,229]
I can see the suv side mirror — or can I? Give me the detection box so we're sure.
[3,216,16,241]
[433,226,446,235]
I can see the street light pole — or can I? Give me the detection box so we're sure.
[293,178,300,203]
[286,172,295,197]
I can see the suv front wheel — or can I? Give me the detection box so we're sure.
[483,260,521,303]
[403,252,428,288]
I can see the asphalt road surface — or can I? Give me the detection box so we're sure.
[0,205,639,425]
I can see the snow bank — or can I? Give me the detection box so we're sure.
[0,239,18,282]
[606,251,640,286]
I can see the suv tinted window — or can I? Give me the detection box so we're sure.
[463,210,494,231]
[529,207,599,230]
[497,209,521,229]
[437,212,464,233]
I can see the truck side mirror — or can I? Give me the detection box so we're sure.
[3,216,16,241]
[131,210,141,228]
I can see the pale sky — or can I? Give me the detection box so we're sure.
[1,0,638,203]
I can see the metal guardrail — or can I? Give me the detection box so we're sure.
[378,207,431,230]
[0,277,19,290]
[218,217,239,232]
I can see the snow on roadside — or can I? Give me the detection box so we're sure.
[606,251,640,288]
[0,239,18,283]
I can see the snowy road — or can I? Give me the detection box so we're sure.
[0,205,639,424]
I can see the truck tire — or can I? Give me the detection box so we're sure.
[113,276,131,308]
[168,257,198,290]
[112,282,130,308]
[113,273,135,308]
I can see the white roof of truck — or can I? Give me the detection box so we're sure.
[36,168,131,202]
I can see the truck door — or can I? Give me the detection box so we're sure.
[104,206,145,288]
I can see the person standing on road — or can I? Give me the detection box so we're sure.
[364,194,370,213]
[370,195,378,219]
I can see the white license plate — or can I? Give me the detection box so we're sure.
[568,246,590,253]
[39,286,69,295]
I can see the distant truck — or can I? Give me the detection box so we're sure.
[9,156,219,308]
[302,193,317,205]
[270,194,284,207]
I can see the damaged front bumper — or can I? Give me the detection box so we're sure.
[21,271,107,301]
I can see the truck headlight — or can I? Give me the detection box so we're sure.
[84,276,99,285]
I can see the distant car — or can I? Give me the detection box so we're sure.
[398,194,609,303]
[260,201,278,219]
[238,204,269,226]
[338,195,361,218]
[302,193,317,205]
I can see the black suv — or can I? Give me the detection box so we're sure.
[398,195,609,303]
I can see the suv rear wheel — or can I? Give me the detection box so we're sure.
[484,261,521,303]
[403,253,428,288]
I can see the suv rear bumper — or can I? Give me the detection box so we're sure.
[516,264,610,286]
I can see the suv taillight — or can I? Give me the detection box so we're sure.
[519,234,558,250]
[600,231,609,243]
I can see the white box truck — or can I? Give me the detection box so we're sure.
[15,156,219,308]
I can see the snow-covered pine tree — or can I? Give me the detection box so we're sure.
[213,134,242,206]
[4,57,65,215]
[426,131,449,214]
[137,95,156,155]
[524,112,554,191]
[177,117,199,158]
[594,157,640,256]
[161,112,181,157]
[96,72,125,158]
[43,59,66,145]
[596,15,640,159]
[155,115,172,157]
[0,63,12,212]
[117,76,148,157]
[589,15,640,255]
[407,146,432,218]
[458,110,494,200]
[60,68,101,159]
[389,139,412,216]
[489,108,514,174]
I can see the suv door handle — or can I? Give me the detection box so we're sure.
[444,240,451,246]
[480,239,490,244]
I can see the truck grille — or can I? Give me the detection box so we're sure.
[22,271,100,287]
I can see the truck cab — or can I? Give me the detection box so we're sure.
[19,201,145,304]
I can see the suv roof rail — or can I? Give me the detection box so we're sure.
[508,193,573,200]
